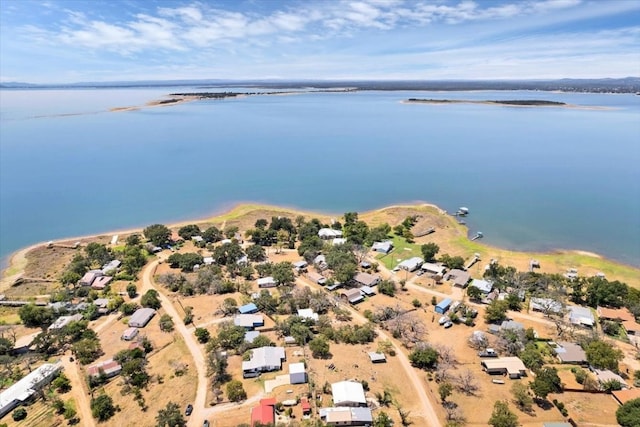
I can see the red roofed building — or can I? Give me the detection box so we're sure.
[251,398,276,426]
[301,398,311,415]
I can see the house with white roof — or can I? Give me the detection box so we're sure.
[470,278,493,294]
[234,314,264,329]
[0,363,61,417]
[397,257,424,272]
[530,298,564,314]
[257,277,277,288]
[242,346,286,378]
[297,308,319,322]
[421,262,446,276]
[320,407,373,426]
[371,241,393,254]
[331,381,367,407]
[289,362,307,384]
[48,314,83,331]
[567,305,595,327]
[318,228,343,239]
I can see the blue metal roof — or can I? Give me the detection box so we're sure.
[239,303,258,314]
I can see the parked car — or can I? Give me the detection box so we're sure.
[416,270,424,276]
[438,316,449,325]
[203,421,210,427]
[185,404,193,416]
[444,321,453,328]
[478,348,498,357]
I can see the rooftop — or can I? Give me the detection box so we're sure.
[331,380,366,406]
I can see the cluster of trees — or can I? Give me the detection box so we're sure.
[91,394,116,421]
[570,276,639,315]
[155,401,186,427]
[393,215,417,242]
[23,318,103,364]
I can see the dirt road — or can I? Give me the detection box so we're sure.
[61,356,96,427]
[295,277,443,427]
[140,260,209,427]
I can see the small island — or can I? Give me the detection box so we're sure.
[406,98,567,107]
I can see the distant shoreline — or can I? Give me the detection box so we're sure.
[3,202,639,292]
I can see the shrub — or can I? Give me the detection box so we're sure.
[12,407,27,421]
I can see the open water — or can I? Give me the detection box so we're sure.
[1,88,639,267]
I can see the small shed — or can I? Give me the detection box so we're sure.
[239,303,259,314]
[435,298,452,314]
[289,362,307,384]
[372,241,393,254]
[368,352,386,363]
[122,327,139,341]
[257,277,277,288]
[128,308,156,328]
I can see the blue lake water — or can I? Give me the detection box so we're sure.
[1,88,639,267]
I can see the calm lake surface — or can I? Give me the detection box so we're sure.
[1,88,639,267]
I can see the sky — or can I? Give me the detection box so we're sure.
[0,0,639,83]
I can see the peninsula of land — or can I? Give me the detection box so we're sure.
[2,202,639,427]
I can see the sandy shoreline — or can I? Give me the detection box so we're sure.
[3,202,637,291]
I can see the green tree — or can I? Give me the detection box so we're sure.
[421,243,440,262]
[178,224,201,240]
[484,300,510,323]
[373,411,394,427]
[202,226,223,243]
[488,400,518,427]
[141,289,162,309]
[90,394,116,421]
[52,373,72,392]
[309,336,331,358]
[143,224,171,246]
[18,304,55,328]
[467,285,483,301]
[438,382,453,402]
[85,242,112,266]
[126,284,137,298]
[246,244,266,262]
[226,380,247,402]
[585,339,623,371]
[378,280,396,297]
[155,401,186,427]
[439,254,465,270]
[216,322,246,350]
[159,314,174,332]
[195,328,210,343]
[271,262,294,285]
[408,346,439,370]
[72,337,103,365]
[530,366,562,400]
[519,343,544,372]
[511,382,533,412]
[60,271,81,285]
[12,407,27,421]
[126,234,141,246]
[616,397,640,427]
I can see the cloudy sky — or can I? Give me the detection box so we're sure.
[1,0,638,83]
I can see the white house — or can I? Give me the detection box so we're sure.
[257,277,277,288]
[371,241,393,254]
[242,346,286,378]
[0,363,61,418]
[318,228,343,239]
[331,381,367,407]
[297,308,319,322]
[470,279,493,294]
[397,257,424,272]
[421,262,446,276]
[289,362,307,384]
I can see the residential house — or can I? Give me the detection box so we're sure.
[371,241,393,254]
[101,260,121,274]
[128,308,156,328]
[500,320,525,332]
[470,279,493,294]
[331,381,367,407]
[78,270,103,287]
[121,327,139,341]
[297,308,319,322]
[91,276,112,290]
[421,262,446,276]
[320,407,373,426]
[368,352,386,363]
[242,346,286,378]
[307,271,327,285]
[359,286,376,297]
[318,228,343,239]
[48,314,83,331]
[244,331,260,343]
[481,357,527,379]
[257,277,277,288]
[293,260,308,270]
[11,332,40,355]
[567,305,595,328]
[435,298,452,314]
[593,369,627,389]
[239,303,259,314]
[530,298,564,314]
[234,314,264,329]
[87,359,122,378]
[289,362,307,384]
[0,363,61,418]
[93,298,110,315]
[553,342,587,365]
[314,255,328,270]
[597,306,639,337]
[397,257,424,272]
[446,269,470,288]
[251,398,276,427]
[340,289,364,305]
[353,272,381,287]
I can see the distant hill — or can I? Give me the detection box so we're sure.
[2,77,639,93]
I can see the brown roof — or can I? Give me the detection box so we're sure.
[622,320,640,333]
[597,306,635,322]
[612,388,640,405]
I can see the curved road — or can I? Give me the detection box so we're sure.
[140,260,209,427]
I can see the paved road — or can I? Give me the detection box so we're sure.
[140,260,209,427]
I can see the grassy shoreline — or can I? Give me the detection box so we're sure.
[2,202,639,289]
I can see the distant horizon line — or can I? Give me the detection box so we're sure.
[2,76,639,88]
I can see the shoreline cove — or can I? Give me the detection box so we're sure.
[3,202,639,291]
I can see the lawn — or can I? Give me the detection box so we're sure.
[375,235,423,269]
